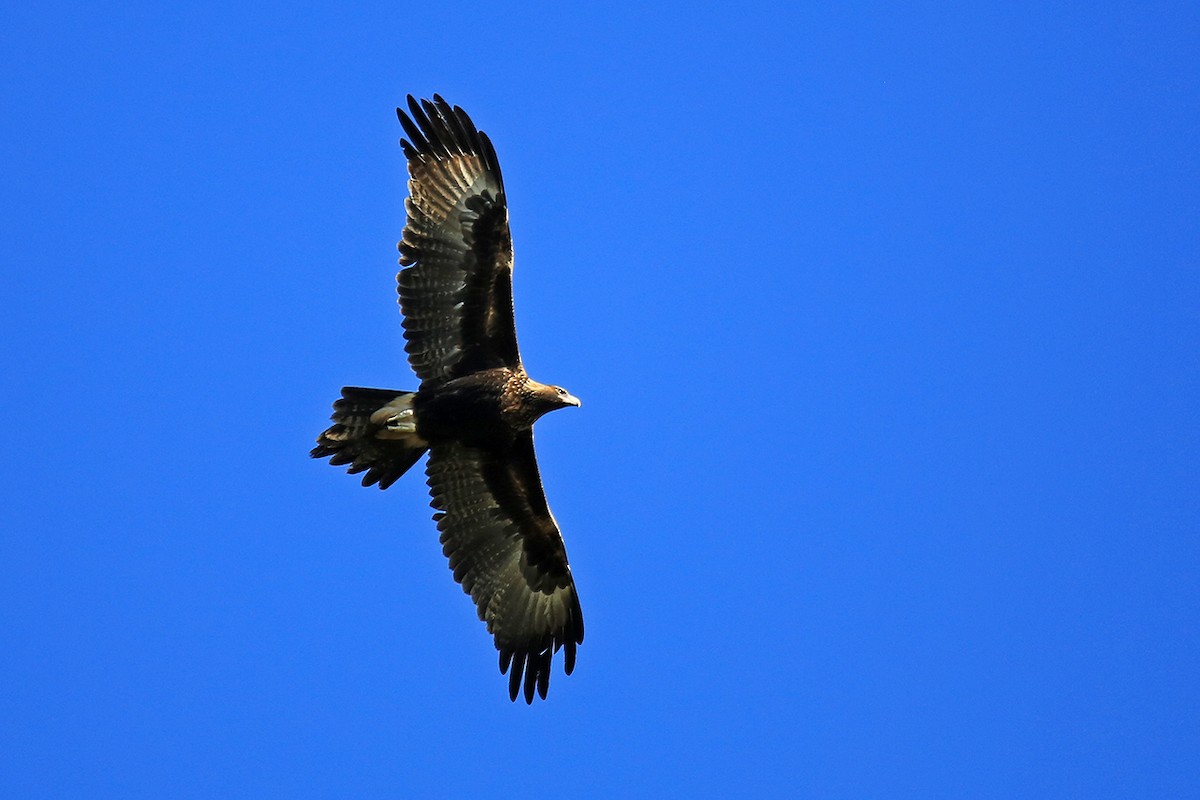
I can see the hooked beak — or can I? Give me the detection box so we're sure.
[561,392,581,408]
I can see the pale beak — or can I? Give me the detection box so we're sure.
[562,393,582,408]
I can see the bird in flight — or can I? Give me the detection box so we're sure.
[312,95,584,704]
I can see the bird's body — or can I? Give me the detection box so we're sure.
[415,368,577,446]
[312,96,584,704]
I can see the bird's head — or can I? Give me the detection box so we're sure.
[547,384,582,410]
[526,380,581,420]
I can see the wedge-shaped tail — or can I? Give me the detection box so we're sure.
[312,387,428,489]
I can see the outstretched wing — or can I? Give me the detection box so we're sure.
[396,95,520,385]
[425,434,584,703]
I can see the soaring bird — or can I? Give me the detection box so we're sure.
[312,96,584,703]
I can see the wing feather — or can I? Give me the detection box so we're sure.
[425,436,584,703]
[396,95,520,384]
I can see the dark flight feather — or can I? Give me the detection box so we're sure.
[426,438,583,702]
[395,96,516,383]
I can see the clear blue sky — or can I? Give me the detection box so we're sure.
[2,2,1197,797]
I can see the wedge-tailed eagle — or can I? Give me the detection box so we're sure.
[312,95,583,704]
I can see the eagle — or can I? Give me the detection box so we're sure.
[312,95,584,704]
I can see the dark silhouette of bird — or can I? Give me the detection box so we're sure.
[312,96,584,704]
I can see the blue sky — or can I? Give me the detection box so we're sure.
[2,2,1197,797]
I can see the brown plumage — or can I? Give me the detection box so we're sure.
[311,96,584,703]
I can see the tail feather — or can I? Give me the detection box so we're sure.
[312,387,428,490]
